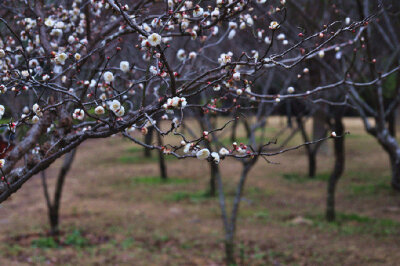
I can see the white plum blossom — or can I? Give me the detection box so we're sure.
[196,148,210,160]
[229,22,238,29]
[269,21,279,30]
[120,61,130,72]
[126,125,136,133]
[213,84,221,91]
[176,49,186,61]
[318,50,325,58]
[115,106,125,117]
[32,103,40,113]
[147,33,162,46]
[149,66,158,75]
[219,147,229,156]
[55,52,67,65]
[183,143,191,153]
[245,15,254,26]
[109,99,121,112]
[287,86,295,94]
[44,17,55,27]
[50,29,62,37]
[32,115,40,123]
[142,23,151,32]
[232,72,240,81]
[68,35,75,44]
[23,106,29,114]
[95,106,105,115]
[54,21,65,29]
[218,52,233,65]
[21,70,29,78]
[0,85,6,94]
[228,29,236,39]
[103,71,114,83]
[211,8,220,18]
[277,33,285,40]
[72,109,85,120]
[188,52,197,59]
[0,105,5,119]
[151,18,162,28]
[211,152,220,164]
[164,97,187,109]
[29,58,39,67]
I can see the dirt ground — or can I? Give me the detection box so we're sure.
[0,117,399,265]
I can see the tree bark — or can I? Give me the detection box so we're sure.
[296,115,317,178]
[313,111,329,155]
[224,161,255,265]
[326,115,345,222]
[41,149,77,237]
[156,123,167,180]
[230,117,238,142]
[389,153,400,191]
[388,110,396,138]
[225,240,235,265]
[376,132,400,191]
[308,151,317,178]
[209,161,218,196]
[143,126,154,158]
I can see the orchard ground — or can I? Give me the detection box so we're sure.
[0,117,399,265]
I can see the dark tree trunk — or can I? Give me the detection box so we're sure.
[376,132,400,191]
[296,115,317,178]
[156,123,167,180]
[198,117,218,196]
[209,162,218,196]
[308,151,317,178]
[286,100,293,128]
[242,120,251,139]
[225,239,235,265]
[313,111,328,155]
[144,126,154,158]
[326,115,345,222]
[224,161,254,265]
[388,111,396,138]
[41,149,77,237]
[389,153,400,191]
[49,208,59,236]
[231,119,238,142]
